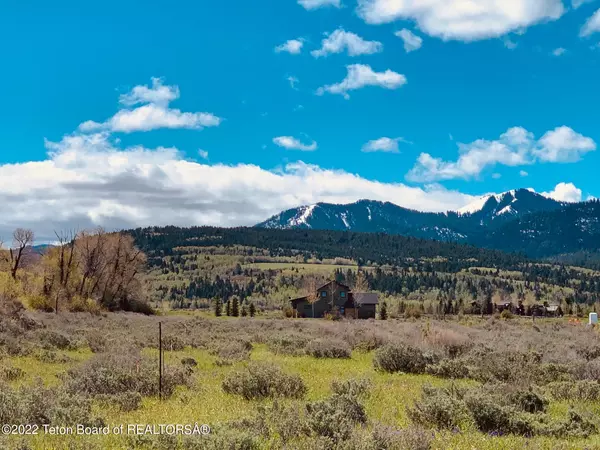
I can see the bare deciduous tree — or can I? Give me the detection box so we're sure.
[42,228,146,313]
[352,270,369,319]
[304,276,320,318]
[10,228,34,279]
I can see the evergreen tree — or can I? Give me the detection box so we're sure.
[241,300,248,317]
[379,301,388,320]
[225,299,231,316]
[214,298,222,317]
[232,296,240,317]
[397,300,406,315]
[249,301,256,317]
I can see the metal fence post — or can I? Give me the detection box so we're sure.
[159,322,163,401]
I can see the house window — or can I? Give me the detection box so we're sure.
[340,292,346,298]
[321,291,326,297]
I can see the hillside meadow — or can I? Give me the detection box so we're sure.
[1,310,600,449]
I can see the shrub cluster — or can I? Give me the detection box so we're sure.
[408,384,597,438]
[222,362,307,400]
[208,339,252,366]
[546,380,600,401]
[306,393,367,443]
[63,348,191,402]
[0,379,103,427]
[331,378,371,399]
[306,339,352,359]
[373,344,438,374]
[0,364,25,382]
[266,334,309,356]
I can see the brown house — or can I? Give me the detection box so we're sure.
[290,280,378,319]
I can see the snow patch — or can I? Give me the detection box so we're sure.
[340,212,350,229]
[497,205,514,215]
[457,195,492,214]
[288,204,316,227]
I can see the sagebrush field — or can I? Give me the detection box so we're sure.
[2,309,600,450]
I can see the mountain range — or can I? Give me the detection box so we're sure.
[256,189,600,260]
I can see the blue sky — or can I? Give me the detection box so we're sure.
[1,0,599,239]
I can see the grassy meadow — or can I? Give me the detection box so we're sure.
[2,311,600,449]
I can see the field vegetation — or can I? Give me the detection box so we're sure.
[2,225,600,448]
[0,311,599,449]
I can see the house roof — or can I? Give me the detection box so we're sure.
[351,292,379,305]
[290,296,308,305]
[317,280,350,291]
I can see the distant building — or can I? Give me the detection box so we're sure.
[290,280,378,319]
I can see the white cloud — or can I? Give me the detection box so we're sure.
[273,136,318,151]
[520,170,529,177]
[287,76,300,90]
[0,132,481,242]
[275,39,304,54]
[362,137,404,153]
[581,8,600,37]
[542,182,582,202]
[552,47,567,56]
[492,173,502,179]
[311,29,383,57]
[78,78,221,133]
[119,77,179,107]
[198,149,209,159]
[395,29,423,52]
[407,126,596,182]
[316,64,407,99]
[357,0,564,41]
[534,126,596,162]
[298,0,341,10]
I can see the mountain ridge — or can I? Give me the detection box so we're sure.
[256,189,600,258]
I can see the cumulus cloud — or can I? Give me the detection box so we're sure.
[407,126,596,182]
[78,78,221,133]
[357,0,564,41]
[362,137,404,153]
[273,136,318,151]
[535,126,596,162]
[395,29,423,52]
[275,39,304,54]
[0,132,482,242]
[552,47,567,56]
[298,0,341,9]
[311,29,383,57]
[520,170,529,177]
[573,0,594,8]
[581,8,600,37]
[542,182,583,202]
[198,149,209,159]
[316,64,407,99]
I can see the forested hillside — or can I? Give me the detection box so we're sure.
[130,226,600,315]
[130,226,527,271]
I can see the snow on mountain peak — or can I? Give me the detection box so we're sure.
[457,195,493,215]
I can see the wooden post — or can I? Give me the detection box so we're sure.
[159,322,163,401]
